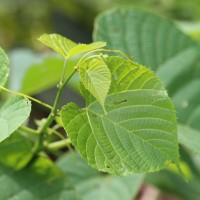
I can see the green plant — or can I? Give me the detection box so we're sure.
[1,7,200,200]
[94,7,200,199]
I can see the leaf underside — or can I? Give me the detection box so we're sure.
[93,7,200,156]
[61,56,179,175]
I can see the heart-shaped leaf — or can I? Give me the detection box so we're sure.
[0,47,9,87]
[0,96,31,142]
[93,8,200,156]
[61,56,179,175]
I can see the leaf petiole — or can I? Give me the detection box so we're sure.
[59,58,67,85]
[47,127,65,140]
[35,68,77,152]
[18,125,39,135]
[76,48,130,69]
[45,138,71,151]
[0,86,52,110]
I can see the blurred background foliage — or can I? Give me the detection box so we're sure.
[1,0,200,50]
[1,1,200,200]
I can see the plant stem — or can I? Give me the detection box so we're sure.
[18,125,39,135]
[0,86,52,110]
[36,69,76,152]
[60,58,67,85]
[47,128,65,140]
[45,138,71,151]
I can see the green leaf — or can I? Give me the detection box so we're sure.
[94,8,198,72]
[79,58,111,109]
[0,47,9,87]
[38,34,77,58]
[0,96,31,142]
[178,125,200,155]
[0,131,33,170]
[21,57,77,95]
[57,152,144,200]
[61,56,179,175]
[0,157,80,200]
[67,42,106,59]
[145,147,200,199]
[94,8,200,155]
[38,34,106,59]
[9,48,43,91]
[146,170,200,200]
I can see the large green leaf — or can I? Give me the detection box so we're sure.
[79,58,111,109]
[178,125,200,155]
[61,56,179,175]
[38,34,106,59]
[0,131,33,170]
[94,8,198,73]
[0,157,80,200]
[146,170,200,200]
[93,8,200,155]
[0,96,31,142]
[57,152,143,200]
[9,48,43,91]
[0,47,9,87]
[21,57,77,95]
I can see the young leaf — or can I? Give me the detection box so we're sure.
[38,33,77,58]
[0,47,9,87]
[67,41,106,59]
[61,57,179,175]
[0,157,80,200]
[57,152,144,200]
[38,33,106,59]
[0,131,33,170]
[0,96,31,142]
[79,58,111,109]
